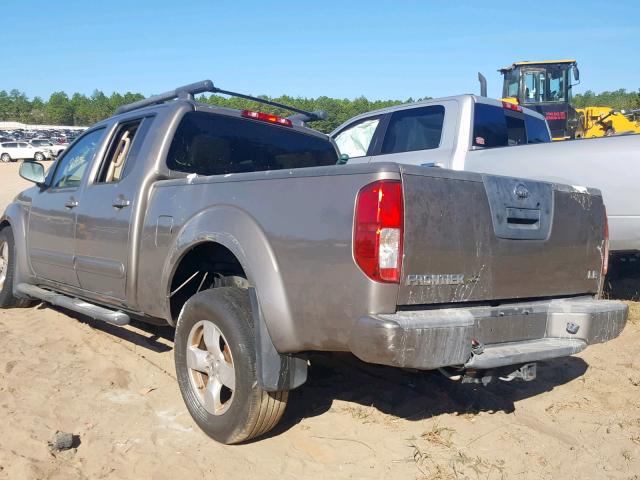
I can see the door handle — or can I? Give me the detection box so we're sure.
[112,197,131,209]
[65,197,79,209]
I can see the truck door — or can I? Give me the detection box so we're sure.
[27,128,106,287]
[73,118,149,301]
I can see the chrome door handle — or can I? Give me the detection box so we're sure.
[112,197,131,209]
[65,198,79,209]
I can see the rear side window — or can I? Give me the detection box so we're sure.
[167,112,338,176]
[473,103,527,148]
[524,115,551,143]
[381,105,445,154]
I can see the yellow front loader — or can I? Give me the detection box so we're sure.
[488,59,640,140]
[576,106,640,138]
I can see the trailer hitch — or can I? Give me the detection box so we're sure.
[439,362,537,386]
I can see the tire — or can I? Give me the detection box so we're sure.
[0,153,10,163]
[34,152,45,162]
[0,226,33,308]
[174,287,288,444]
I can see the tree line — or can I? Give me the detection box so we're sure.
[571,89,640,112]
[1,87,638,133]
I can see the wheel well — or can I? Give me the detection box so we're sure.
[0,220,9,231]
[169,242,247,322]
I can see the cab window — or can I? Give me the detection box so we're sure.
[380,105,445,154]
[334,118,380,159]
[167,112,337,175]
[473,103,526,148]
[51,129,105,189]
[524,115,551,144]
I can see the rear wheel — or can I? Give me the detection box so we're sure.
[0,226,33,308]
[174,287,288,444]
[0,153,10,163]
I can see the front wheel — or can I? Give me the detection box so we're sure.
[0,153,11,163]
[174,287,288,444]
[0,226,33,308]
[34,152,45,162]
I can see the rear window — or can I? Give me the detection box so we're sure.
[381,105,445,154]
[524,114,551,143]
[167,112,338,176]
[473,103,550,148]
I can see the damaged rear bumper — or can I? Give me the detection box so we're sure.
[348,297,627,370]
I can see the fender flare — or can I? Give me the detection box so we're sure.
[161,205,300,352]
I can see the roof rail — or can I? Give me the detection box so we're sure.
[114,79,327,122]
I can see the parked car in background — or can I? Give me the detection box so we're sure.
[29,138,67,158]
[332,94,640,262]
[0,141,52,162]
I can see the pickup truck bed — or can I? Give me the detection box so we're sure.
[0,81,627,444]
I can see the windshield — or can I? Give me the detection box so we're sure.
[521,66,568,103]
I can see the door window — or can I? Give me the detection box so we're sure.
[50,129,105,189]
[96,120,142,183]
[523,71,542,103]
[547,69,566,102]
[333,118,380,159]
[380,105,445,154]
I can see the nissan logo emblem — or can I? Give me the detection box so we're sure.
[514,183,530,199]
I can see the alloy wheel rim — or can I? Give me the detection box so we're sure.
[0,240,8,291]
[186,320,236,416]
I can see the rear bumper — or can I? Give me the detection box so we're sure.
[348,297,627,370]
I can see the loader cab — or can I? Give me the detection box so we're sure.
[500,60,581,140]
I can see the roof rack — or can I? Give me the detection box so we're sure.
[114,79,327,122]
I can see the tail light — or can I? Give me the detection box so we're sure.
[602,208,609,276]
[241,110,293,127]
[354,180,403,283]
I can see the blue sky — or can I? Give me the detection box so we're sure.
[2,0,638,100]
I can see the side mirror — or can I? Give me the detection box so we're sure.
[573,65,580,81]
[338,154,349,165]
[19,161,45,185]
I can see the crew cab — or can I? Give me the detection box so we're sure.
[0,82,627,444]
[332,94,640,261]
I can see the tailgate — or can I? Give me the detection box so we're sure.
[398,167,605,305]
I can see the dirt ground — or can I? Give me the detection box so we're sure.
[1,161,639,480]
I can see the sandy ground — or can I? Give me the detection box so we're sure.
[1,161,639,480]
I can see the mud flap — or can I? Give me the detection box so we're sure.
[249,288,307,392]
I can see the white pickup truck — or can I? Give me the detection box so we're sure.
[333,95,640,260]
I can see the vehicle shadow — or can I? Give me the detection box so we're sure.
[37,303,589,436]
[268,352,588,438]
[41,303,174,353]
[605,257,640,300]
